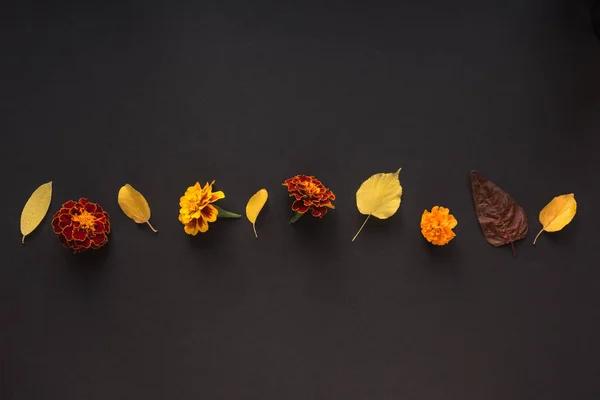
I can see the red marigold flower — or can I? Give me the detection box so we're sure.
[51,198,110,253]
[283,175,335,218]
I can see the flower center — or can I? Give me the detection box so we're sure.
[188,195,205,213]
[72,211,97,231]
[302,182,321,197]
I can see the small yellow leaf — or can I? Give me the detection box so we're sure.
[533,193,577,245]
[246,189,268,238]
[20,181,53,244]
[118,184,158,232]
[352,168,402,242]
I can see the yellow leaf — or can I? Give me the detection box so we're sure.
[20,181,53,244]
[352,168,402,242]
[246,189,268,238]
[118,184,158,232]
[533,193,577,245]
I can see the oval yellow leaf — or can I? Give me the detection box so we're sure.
[246,189,268,238]
[352,168,402,242]
[20,181,53,244]
[118,184,158,232]
[533,193,576,245]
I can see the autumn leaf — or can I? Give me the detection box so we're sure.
[246,189,268,238]
[533,193,577,245]
[118,184,158,232]
[352,168,402,242]
[20,181,53,243]
[470,170,528,257]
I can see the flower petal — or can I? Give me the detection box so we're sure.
[63,225,74,240]
[58,214,71,228]
[74,237,91,252]
[190,209,202,219]
[84,202,97,213]
[94,221,105,233]
[72,228,87,241]
[210,191,225,203]
[311,207,328,218]
[58,234,68,246]
[179,213,192,224]
[184,221,198,236]
[291,200,309,214]
[90,234,106,246]
[52,217,61,233]
[197,217,209,233]
[448,217,458,229]
[201,204,218,223]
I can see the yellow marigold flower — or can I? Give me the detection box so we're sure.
[179,181,225,235]
[420,206,457,245]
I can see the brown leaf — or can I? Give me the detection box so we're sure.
[470,170,528,257]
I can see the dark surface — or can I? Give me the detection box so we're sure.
[1,1,600,399]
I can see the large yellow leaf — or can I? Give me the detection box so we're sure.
[118,184,158,232]
[20,181,53,243]
[246,189,268,238]
[352,168,402,242]
[533,193,576,245]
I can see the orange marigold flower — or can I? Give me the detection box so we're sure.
[52,198,110,253]
[420,206,457,245]
[179,181,224,235]
[283,175,335,218]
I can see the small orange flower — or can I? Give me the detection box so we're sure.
[420,206,457,245]
[283,175,335,218]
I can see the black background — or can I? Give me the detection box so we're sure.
[2,1,600,399]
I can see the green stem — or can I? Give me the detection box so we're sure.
[289,211,305,224]
[214,205,241,219]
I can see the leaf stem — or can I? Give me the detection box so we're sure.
[253,223,258,239]
[21,235,25,244]
[146,220,158,233]
[289,211,305,224]
[352,214,371,242]
[214,205,241,219]
[532,229,544,246]
[510,241,516,258]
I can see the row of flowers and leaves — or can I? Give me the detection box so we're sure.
[20,170,575,255]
